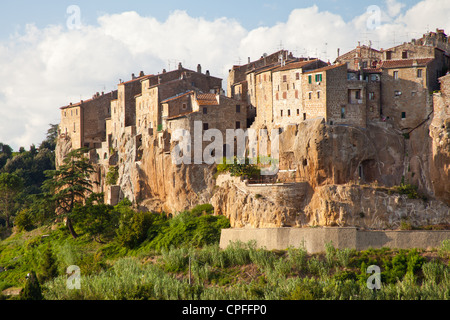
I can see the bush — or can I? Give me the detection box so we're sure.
[148,209,230,250]
[116,208,152,249]
[14,209,34,232]
[106,166,119,186]
[19,271,43,300]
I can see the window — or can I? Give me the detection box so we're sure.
[203,107,207,114]
[76,109,78,116]
[288,109,291,117]
[309,92,312,100]
[73,123,76,132]
[402,51,408,59]
[236,105,241,113]
[280,110,283,117]
[236,121,241,129]
[303,113,307,121]
[317,91,321,99]
[283,92,287,99]
[297,109,300,116]
[203,123,209,130]
[362,61,368,69]
[276,92,279,100]
[369,92,375,100]
[64,111,66,117]
[386,51,392,60]
[417,69,423,78]
[395,90,402,97]
[264,74,266,81]
[308,75,312,84]
[315,74,323,82]
[182,103,188,110]
[295,90,299,99]
[283,75,287,82]
[296,73,300,80]
[341,107,346,119]
[293,83,295,90]
[401,112,406,119]
[287,84,289,90]
[411,91,417,97]
[393,71,399,80]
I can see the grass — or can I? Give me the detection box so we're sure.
[2,219,450,300]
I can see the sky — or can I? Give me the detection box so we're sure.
[0,0,449,150]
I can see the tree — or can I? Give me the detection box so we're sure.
[72,193,116,243]
[39,245,58,283]
[19,271,43,300]
[42,148,95,238]
[0,173,24,228]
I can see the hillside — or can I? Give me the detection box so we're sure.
[2,211,450,300]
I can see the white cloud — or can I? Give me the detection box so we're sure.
[0,1,449,150]
[386,0,406,17]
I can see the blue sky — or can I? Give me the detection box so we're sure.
[0,0,420,40]
[0,0,448,150]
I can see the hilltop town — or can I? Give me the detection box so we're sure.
[56,28,450,230]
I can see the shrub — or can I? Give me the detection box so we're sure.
[394,184,420,199]
[106,166,119,186]
[14,209,34,232]
[39,245,58,283]
[19,271,43,300]
[116,209,152,249]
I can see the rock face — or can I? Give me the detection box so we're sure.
[279,118,405,188]
[212,116,450,229]
[211,179,450,230]
[56,110,450,229]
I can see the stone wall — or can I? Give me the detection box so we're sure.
[380,66,432,129]
[220,227,450,253]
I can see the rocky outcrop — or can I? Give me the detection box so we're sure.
[279,118,405,188]
[211,178,450,230]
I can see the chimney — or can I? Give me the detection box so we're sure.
[206,70,210,76]
[131,73,136,80]
[337,48,340,57]
[197,64,202,73]
[162,69,166,73]
[140,71,145,77]
[248,57,251,64]
[178,62,182,70]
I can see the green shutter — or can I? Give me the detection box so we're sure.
[308,75,312,84]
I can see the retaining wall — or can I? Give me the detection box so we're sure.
[220,227,450,253]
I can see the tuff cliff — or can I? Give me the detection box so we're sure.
[56,112,450,229]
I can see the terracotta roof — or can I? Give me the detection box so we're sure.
[197,93,219,105]
[119,74,152,85]
[166,111,195,121]
[380,58,434,69]
[272,59,320,72]
[303,63,346,74]
[161,91,194,104]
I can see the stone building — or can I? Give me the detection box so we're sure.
[335,43,384,71]
[271,60,332,128]
[59,90,117,150]
[165,91,248,161]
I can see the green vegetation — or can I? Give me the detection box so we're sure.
[106,166,119,186]
[216,157,261,179]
